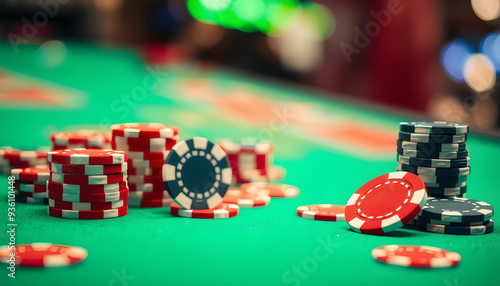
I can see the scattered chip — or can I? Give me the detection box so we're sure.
[345,172,427,234]
[297,204,345,221]
[170,202,239,219]
[371,245,461,268]
[0,243,88,267]
[240,182,300,198]
[222,188,271,208]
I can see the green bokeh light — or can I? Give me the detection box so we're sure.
[186,0,334,38]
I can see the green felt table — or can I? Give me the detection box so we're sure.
[0,43,499,286]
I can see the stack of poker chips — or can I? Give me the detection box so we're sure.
[396,121,470,198]
[0,148,49,175]
[218,139,285,184]
[414,197,494,235]
[12,166,50,204]
[50,130,112,150]
[47,149,129,219]
[111,123,179,208]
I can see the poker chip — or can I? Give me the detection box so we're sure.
[114,135,177,148]
[417,174,468,184]
[14,182,47,193]
[128,190,171,200]
[222,188,271,208]
[0,243,88,267]
[128,182,165,193]
[397,154,470,168]
[371,245,461,268]
[111,123,177,139]
[170,202,239,219]
[51,130,108,148]
[15,196,48,204]
[397,140,466,152]
[49,198,128,211]
[48,205,128,219]
[397,147,469,159]
[127,151,169,160]
[48,149,127,165]
[398,131,467,144]
[4,150,47,161]
[50,162,128,175]
[128,197,174,208]
[397,163,470,176]
[345,171,427,234]
[419,198,494,223]
[16,190,47,198]
[128,158,165,168]
[46,180,128,194]
[240,182,300,198]
[425,184,467,197]
[424,181,466,188]
[128,166,161,176]
[400,121,469,135]
[296,204,345,221]
[50,172,127,185]
[268,166,286,182]
[163,137,232,210]
[114,143,171,153]
[415,215,487,226]
[48,186,129,203]
[11,166,50,181]
[128,174,163,185]
[415,219,494,235]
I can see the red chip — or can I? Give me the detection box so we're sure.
[0,243,88,267]
[296,204,345,221]
[48,149,127,165]
[11,166,50,181]
[170,202,239,219]
[345,171,427,234]
[372,245,461,268]
[111,123,178,139]
[48,205,128,219]
[222,187,271,208]
[50,130,108,147]
[241,182,300,198]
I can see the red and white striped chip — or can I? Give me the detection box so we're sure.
[296,204,345,221]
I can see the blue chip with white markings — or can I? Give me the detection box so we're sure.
[162,137,232,210]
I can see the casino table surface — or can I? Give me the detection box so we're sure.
[1,43,499,286]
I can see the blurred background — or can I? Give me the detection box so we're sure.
[1,0,500,134]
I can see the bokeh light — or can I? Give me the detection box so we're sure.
[471,0,500,21]
[480,33,500,73]
[440,39,475,82]
[37,40,67,69]
[463,53,496,92]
